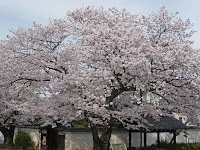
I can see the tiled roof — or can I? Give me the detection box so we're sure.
[15,116,189,132]
[144,116,188,131]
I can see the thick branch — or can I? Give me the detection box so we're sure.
[9,77,50,85]
[4,111,17,124]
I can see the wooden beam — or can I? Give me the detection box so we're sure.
[140,132,142,147]
[157,131,160,148]
[173,130,176,150]
[144,132,147,148]
[129,130,132,150]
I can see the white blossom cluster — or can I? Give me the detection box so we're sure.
[0,7,200,130]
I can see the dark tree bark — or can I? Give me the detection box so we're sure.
[92,126,102,150]
[91,125,113,150]
[170,130,182,144]
[0,126,15,145]
[47,127,58,150]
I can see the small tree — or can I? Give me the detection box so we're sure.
[14,131,34,150]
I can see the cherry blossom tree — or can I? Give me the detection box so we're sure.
[1,7,200,150]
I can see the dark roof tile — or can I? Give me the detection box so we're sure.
[145,116,188,131]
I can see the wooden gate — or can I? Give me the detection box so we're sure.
[57,135,65,150]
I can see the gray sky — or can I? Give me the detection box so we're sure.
[1,0,200,48]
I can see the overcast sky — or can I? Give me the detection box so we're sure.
[1,0,200,48]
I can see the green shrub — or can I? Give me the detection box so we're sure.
[159,141,200,150]
[138,141,200,150]
[14,131,34,150]
[188,142,200,149]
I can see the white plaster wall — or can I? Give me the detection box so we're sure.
[131,132,142,147]
[64,129,200,150]
[142,132,173,146]
[153,129,200,143]
[65,132,93,150]
[173,113,187,124]
[176,129,200,143]
[14,128,41,150]
[159,132,173,142]
[0,131,4,144]
[65,131,157,150]
[147,133,157,146]
[110,131,128,146]
[140,129,200,145]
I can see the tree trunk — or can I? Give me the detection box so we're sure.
[0,126,15,145]
[170,130,181,144]
[91,125,113,150]
[47,127,58,150]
